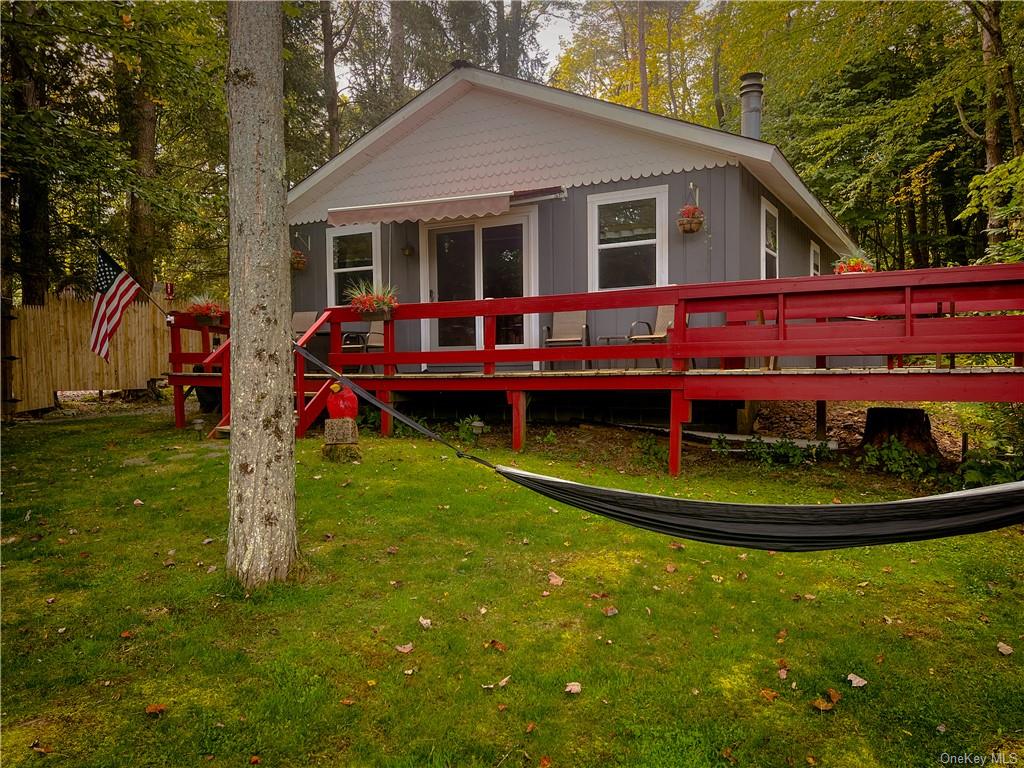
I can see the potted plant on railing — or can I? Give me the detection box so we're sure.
[833,253,876,274]
[676,203,705,234]
[345,280,399,321]
[187,299,226,326]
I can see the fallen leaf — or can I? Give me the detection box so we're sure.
[547,572,564,586]
[803,594,816,601]
[776,629,788,644]
[882,566,893,574]
[875,654,885,664]
[777,658,790,680]
[564,681,582,694]
[250,757,261,765]
[386,545,398,555]
[404,668,416,676]
[810,697,834,712]
[436,504,450,510]
[366,680,376,687]
[133,499,145,507]
[827,688,842,704]
[497,703,507,712]
[541,590,551,597]
[526,722,536,734]
[45,597,56,605]
[760,688,780,702]
[721,746,738,765]
[418,616,432,630]
[487,639,508,652]
[341,699,355,706]
[202,538,214,545]
[162,559,175,568]
[206,565,217,574]
[498,675,511,688]
[539,757,552,768]
[997,641,1014,656]
[665,564,677,573]
[711,574,724,583]
[120,630,134,639]
[737,572,748,581]
[395,643,413,654]
[145,703,167,717]
[30,740,53,755]
[322,533,335,541]
[937,723,947,733]
[807,757,818,766]
[831,497,842,504]
[847,673,868,688]
[602,605,619,617]
[590,592,609,599]
[856,581,869,588]
[669,541,685,550]
[478,606,488,615]
[57,627,67,635]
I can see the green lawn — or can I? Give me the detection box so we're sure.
[2,412,1021,767]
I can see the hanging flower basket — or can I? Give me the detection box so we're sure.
[187,299,226,326]
[358,309,391,322]
[676,204,705,234]
[345,279,399,321]
[290,249,308,271]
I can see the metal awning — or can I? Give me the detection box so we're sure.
[327,191,514,226]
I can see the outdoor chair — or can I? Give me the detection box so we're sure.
[628,305,675,367]
[342,320,385,373]
[543,310,589,370]
[291,311,321,339]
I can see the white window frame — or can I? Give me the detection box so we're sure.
[760,197,780,280]
[810,240,821,276]
[325,223,381,306]
[587,185,669,292]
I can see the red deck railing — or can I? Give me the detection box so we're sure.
[168,264,1024,469]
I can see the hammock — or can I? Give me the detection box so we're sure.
[294,345,1024,552]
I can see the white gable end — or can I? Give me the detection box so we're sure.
[289,87,734,225]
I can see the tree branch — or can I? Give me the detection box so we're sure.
[954,96,984,142]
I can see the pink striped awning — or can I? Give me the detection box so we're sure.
[327,191,513,226]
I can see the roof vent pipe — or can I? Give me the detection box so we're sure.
[739,72,764,140]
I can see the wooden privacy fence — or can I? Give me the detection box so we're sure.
[3,294,203,413]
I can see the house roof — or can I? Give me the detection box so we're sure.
[288,64,855,256]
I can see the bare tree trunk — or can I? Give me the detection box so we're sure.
[637,0,649,111]
[711,41,725,129]
[10,1,52,305]
[665,5,678,117]
[906,198,926,269]
[226,0,297,590]
[388,0,405,104]
[894,201,906,271]
[508,1,523,76]
[969,1,1023,157]
[493,1,508,73]
[321,1,340,157]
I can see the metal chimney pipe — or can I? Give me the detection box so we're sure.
[739,72,764,140]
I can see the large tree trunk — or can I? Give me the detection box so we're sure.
[225,0,297,590]
[665,5,678,118]
[970,1,1023,157]
[711,41,725,129]
[861,407,941,457]
[320,1,341,158]
[9,1,52,305]
[388,0,405,105]
[115,60,158,294]
[906,198,926,269]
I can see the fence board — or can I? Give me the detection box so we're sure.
[6,295,204,413]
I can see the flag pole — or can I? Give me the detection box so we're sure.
[134,283,171,317]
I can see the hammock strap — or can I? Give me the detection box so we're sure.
[292,343,495,469]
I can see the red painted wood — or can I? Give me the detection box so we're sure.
[669,391,692,477]
[507,391,526,451]
[484,316,497,375]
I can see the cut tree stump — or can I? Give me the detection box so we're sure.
[323,417,360,462]
[861,407,940,455]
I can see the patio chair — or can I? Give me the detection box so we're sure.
[291,311,321,338]
[342,320,385,372]
[543,310,589,370]
[628,305,675,367]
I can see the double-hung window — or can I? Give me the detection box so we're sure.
[810,241,821,276]
[326,223,380,305]
[588,185,668,291]
[761,198,780,279]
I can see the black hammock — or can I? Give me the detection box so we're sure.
[294,345,1024,553]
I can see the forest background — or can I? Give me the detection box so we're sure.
[3,0,1021,304]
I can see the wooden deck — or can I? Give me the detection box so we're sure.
[167,264,1024,474]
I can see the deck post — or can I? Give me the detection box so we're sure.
[379,390,393,437]
[671,300,688,371]
[484,314,497,375]
[170,322,186,428]
[668,390,691,477]
[294,350,306,438]
[507,390,527,451]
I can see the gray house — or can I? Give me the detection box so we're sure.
[286,64,854,366]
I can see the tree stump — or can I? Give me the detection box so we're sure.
[861,407,941,455]
[323,417,360,462]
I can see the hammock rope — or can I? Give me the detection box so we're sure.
[293,344,1024,552]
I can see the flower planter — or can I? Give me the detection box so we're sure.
[290,250,307,271]
[676,216,704,234]
[195,314,223,326]
[359,310,391,322]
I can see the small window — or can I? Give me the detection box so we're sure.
[810,241,821,276]
[588,185,668,291]
[761,198,779,279]
[326,224,380,305]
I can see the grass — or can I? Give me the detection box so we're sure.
[1,411,1022,767]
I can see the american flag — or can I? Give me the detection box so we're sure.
[90,250,142,361]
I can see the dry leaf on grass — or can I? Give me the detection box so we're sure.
[564,682,582,694]
[711,574,724,583]
[539,757,552,768]
[30,740,54,755]
[847,673,868,687]
[590,592,609,599]
[997,641,1014,656]
[526,722,536,734]
[602,605,619,617]
[145,703,167,717]
[776,629,788,644]
[341,699,355,706]
[418,616,432,630]
[665,564,677,573]
[669,541,685,550]
[133,499,144,507]
[395,643,413,654]
[548,572,564,586]
[760,688,780,703]
[811,688,843,711]
[486,639,508,652]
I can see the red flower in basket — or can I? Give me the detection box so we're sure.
[679,204,704,220]
[834,255,875,274]
[344,280,399,316]
[676,204,705,234]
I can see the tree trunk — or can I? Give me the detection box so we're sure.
[388,0,405,105]
[906,198,926,269]
[114,58,158,294]
[493,1,508,74]
[971,1,1023,157]
[637,1,649,112]
[665,5,678,118]
[861,407,941,457]
[320,1,340,158]
[225,0,297,590]
[894,201,906,271]
[507,1,523,76]
[711,41,725,129]
[9,1,52,305]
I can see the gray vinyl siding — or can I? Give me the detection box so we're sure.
[288,166,846,371]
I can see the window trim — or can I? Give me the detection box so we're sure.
[760,197,780,280]
[325,223,381,307]
[810,240,821,276]
[587,184,669,292]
